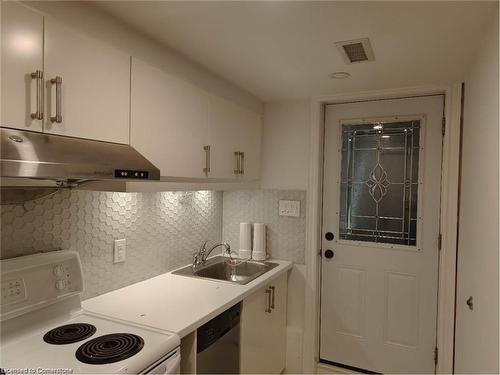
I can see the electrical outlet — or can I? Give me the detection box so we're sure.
[278,200,300,217]
[113,239,126,263]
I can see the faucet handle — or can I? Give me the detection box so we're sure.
[199,240,209,253]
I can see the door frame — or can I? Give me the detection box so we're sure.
[303,84,463,374]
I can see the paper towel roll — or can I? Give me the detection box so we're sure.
[252,223,266,260]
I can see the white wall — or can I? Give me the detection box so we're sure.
[454,12,499,374]
[23,1,262,114]
[260,101,311,190]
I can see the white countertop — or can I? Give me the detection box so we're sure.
[83,259,292,338]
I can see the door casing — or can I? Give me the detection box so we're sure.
[302,84,463,374]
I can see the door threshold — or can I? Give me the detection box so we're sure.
[318,359,380,374]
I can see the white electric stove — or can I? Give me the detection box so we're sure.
[0,251,180,374]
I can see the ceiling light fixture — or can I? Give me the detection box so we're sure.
[330,71,350,79]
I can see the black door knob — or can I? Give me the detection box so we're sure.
[324,249,334,259]
[325,232,334,241]
[466,296,473,310]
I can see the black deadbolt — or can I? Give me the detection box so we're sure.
[324,249,334,259]
[325,232,334,241]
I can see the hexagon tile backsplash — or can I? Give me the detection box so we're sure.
[222,190,306,264]
[1,190,222,299]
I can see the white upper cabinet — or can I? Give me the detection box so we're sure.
[208,94,262,181]
[235,106,262,181]
[1,2,44,132]
[130,58,209,179]
[1,3,262,182]
[44,18,130,144]
[208,95,242,179]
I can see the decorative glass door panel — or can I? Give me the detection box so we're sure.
[339,120,421,246]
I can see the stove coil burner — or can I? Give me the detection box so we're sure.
[43,323,97,345]
[75,333,144,364]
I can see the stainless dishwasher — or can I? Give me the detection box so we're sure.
[197,303,240,374]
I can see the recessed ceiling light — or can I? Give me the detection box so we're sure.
[330,71,350,79]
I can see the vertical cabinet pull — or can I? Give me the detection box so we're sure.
[239,151,245,175]
[30,70,44,120]
[203,145,211,176]
[234,151,240,175]
[233,151,245,175]
[265,287,272,313]
[50,76,63,123]
[269,285,275,309]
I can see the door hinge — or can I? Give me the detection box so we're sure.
[434,346,439,365]
[442,117,446,136]
[438,233,442,251]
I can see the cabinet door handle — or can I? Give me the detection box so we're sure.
[203,145,211,176]
[269,285,275,309]
[30,70,44,120]
[265,287,272,313]
[234,151,240,175]
[50,76,63,123]
[239,151,245,175]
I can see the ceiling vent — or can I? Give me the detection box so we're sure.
[335,38,375,64]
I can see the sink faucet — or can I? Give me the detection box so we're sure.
[193,241,231,267]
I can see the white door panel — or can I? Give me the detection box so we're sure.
[1,2,44,132]
[320,96,443,373]
[44,18,130,144]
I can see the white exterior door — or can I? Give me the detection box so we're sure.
[320,96,444,373]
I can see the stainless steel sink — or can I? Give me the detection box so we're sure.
[173,256,279,285]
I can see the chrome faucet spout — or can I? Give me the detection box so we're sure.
[205,242,231,261]
[192,241,231,267]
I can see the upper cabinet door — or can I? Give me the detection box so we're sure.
[208,95,242,179]
[236,108,262,181]
[1,2,44,132]
[208,95,262,180]
[130,58,209,178]
[44,18,130,144]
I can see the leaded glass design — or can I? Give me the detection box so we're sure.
[339,120,420,246]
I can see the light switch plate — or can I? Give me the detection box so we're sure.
[113,239,126,263]
[279,200,300,217]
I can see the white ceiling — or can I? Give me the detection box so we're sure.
[91,1,496,101]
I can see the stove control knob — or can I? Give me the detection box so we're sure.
[53,265,64,277]
[55,279,67,291]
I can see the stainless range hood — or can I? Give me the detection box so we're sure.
[1,127,160,187]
